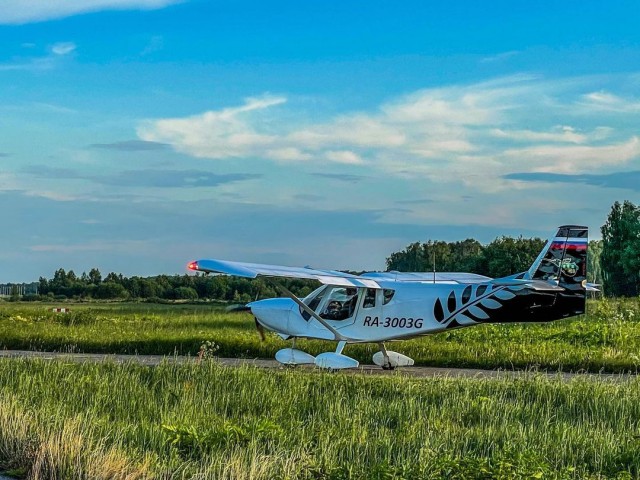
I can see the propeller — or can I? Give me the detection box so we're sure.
[226,283,266,341]
[254,317,266,341]
[225,303,251,312]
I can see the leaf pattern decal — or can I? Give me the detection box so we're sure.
[479,298,501,309]
[432,283,525,328]
[476,284,488,296]
[468,305,489,319]
[462,285,472,304]
[434,298,445,323]
[493,289,516,301]
[455,313,476,326]
[447,291,457,313]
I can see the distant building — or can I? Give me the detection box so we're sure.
[0,282,39,297]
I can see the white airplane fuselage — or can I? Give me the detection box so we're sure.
[248,276,581,343]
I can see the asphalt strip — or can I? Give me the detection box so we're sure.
[0,350,637,381]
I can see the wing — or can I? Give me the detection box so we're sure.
[188,259,380,289]
[362,271,492,284]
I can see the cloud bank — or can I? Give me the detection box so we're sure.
[0,0,182,24]
[138,76,640,191]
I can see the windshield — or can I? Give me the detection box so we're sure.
[300,285,328,320]
[299,285,360,321]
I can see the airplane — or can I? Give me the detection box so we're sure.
[188,225,595,370]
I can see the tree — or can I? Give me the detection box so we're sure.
[587,240,604,286]
[479,236,545,278]
[601,200,640,296]
[386,242,426,271]
[38,276,49,295]
[89,268,102,285]
[172,286,198,300]
[93,282,129,299]
[9,285,20,302]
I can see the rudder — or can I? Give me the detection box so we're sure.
[527,225,588,316]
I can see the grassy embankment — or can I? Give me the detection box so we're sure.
[0,298,639,372]
[0,358,639,479]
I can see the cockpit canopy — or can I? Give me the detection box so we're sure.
[301,285,395,321]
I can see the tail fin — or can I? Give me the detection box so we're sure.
[527,225,588,317]
[528,225,588,285]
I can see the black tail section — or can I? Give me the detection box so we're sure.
[525,225,588,319]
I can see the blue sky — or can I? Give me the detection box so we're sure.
[1,0,639,282]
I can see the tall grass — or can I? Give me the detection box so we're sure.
[0,358,638,479]
[1,298,639,372]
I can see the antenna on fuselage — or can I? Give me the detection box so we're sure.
[433,251,436,283]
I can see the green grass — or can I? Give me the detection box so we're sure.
[0,298,639,373]
[0,358,639,479]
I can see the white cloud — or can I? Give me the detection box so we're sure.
[139,95,287,159]
[502,136,640,173]
[480,51,520,63]
[579,91,640,113]
[51,42,76,56]
[0,42,77,71]
[324,150,363,165]
[0,0,181,25]
[140,75,640,185]
[491,126,588,144]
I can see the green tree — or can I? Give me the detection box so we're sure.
[478,236,545,278]
[386,242,426,271]
[172,286,198,300]
[93,282,129,299]
[9,285,21,302]
[601,200,640,296]
[38,276,49,295]
[88,268,102,285]
[587,240,604,286]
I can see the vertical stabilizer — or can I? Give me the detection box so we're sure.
[526,225,588,317]
[528,225,588,286]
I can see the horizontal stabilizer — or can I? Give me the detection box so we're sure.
[491,278,564,291]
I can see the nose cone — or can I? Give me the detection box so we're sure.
[247,298,295,332]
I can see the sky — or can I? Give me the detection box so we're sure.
[1,0,639,282]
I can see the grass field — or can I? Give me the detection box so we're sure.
[0,298,639,373]
[0,358,638,479]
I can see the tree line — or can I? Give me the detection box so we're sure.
[33,269,317,303]
[14,200,640,301]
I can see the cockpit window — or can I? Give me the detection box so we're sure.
[320,287,358,320]
[363,288,376,308]
[383,289,395,305]
[300,285,360,321]
[300,285,328,321]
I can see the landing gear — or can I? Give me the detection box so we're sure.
[378,342,394,370]
[372,343,415,370]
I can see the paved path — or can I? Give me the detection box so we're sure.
[0,349,635,381]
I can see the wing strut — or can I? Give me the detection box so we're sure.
[266,279,346,341]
